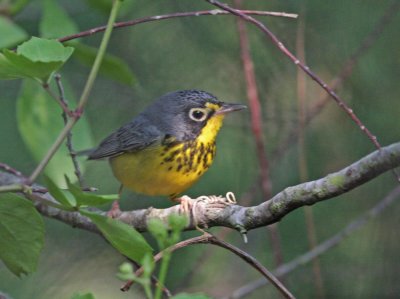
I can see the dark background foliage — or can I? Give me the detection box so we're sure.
[0,0,399,298]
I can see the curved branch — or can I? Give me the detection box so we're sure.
[123,233,295,299]
[1,142,399,234]
[58,10,297,43]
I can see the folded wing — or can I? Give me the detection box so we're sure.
[88,116,162,160]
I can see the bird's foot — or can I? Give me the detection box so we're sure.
[107,200,122,218]
[174,192,237,229]
[172,195,195,215]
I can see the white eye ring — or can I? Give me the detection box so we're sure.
[189,108,208,122]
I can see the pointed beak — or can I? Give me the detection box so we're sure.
[215,103,247,115]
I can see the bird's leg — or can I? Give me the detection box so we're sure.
[107,184,123,218]
[170,195,196,215]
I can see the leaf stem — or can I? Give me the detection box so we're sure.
[143,282,154,299]
[77,0,122,111]
[0,184,23,193]
[27,0,122,184]
[42,83,71,116]
[0,183,73,211]
[28,118,77,183]
[28,193,75,211]
[154,250,172,299]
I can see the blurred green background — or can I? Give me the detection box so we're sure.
[1,0,400,298]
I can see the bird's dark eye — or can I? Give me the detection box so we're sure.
[189,108,208,122]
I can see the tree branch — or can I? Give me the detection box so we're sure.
[1,142,399,234]
[227,185,400,298]
[0,163,24,178]
[54,74,85,188]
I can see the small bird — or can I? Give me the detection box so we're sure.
[87,90,246,204]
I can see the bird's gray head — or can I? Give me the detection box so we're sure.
[142,90,246,141]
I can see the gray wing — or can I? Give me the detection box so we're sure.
[87,116,163,160]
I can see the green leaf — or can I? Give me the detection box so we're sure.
[65,176,117,207]
[80,210,153,263]
[17,79,93,187]
[17,37,73,63]
[71,42,135,86]
[0,16,28,49]
[3,49,60,82]
[45,177,76,208]
[70,293,96,299]
[0,193,45,276]
[171,294,213,299]
[0,53,26,79]
[0,37,74,82]
[40,0,79,39]
[147,218,168,244]
[117,255,154,285]
[119,262,134,275]
[166,214,187,246]
[168,214,189,233]
[117,262,137,281]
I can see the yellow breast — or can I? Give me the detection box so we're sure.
[110,113,224,197]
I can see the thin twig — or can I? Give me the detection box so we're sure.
[41,83,72,117]
[205,0,382,156]
[54,74,85,188]
[234,0,283,269]
[123,233,295,299]
[58,9,297,43]
[272,0,400,161]
[0,163,25,178]
[208,235,295,299]
[227,185,400,298]
[27,117,77,184]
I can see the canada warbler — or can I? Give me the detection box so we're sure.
[87,90,246,198]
